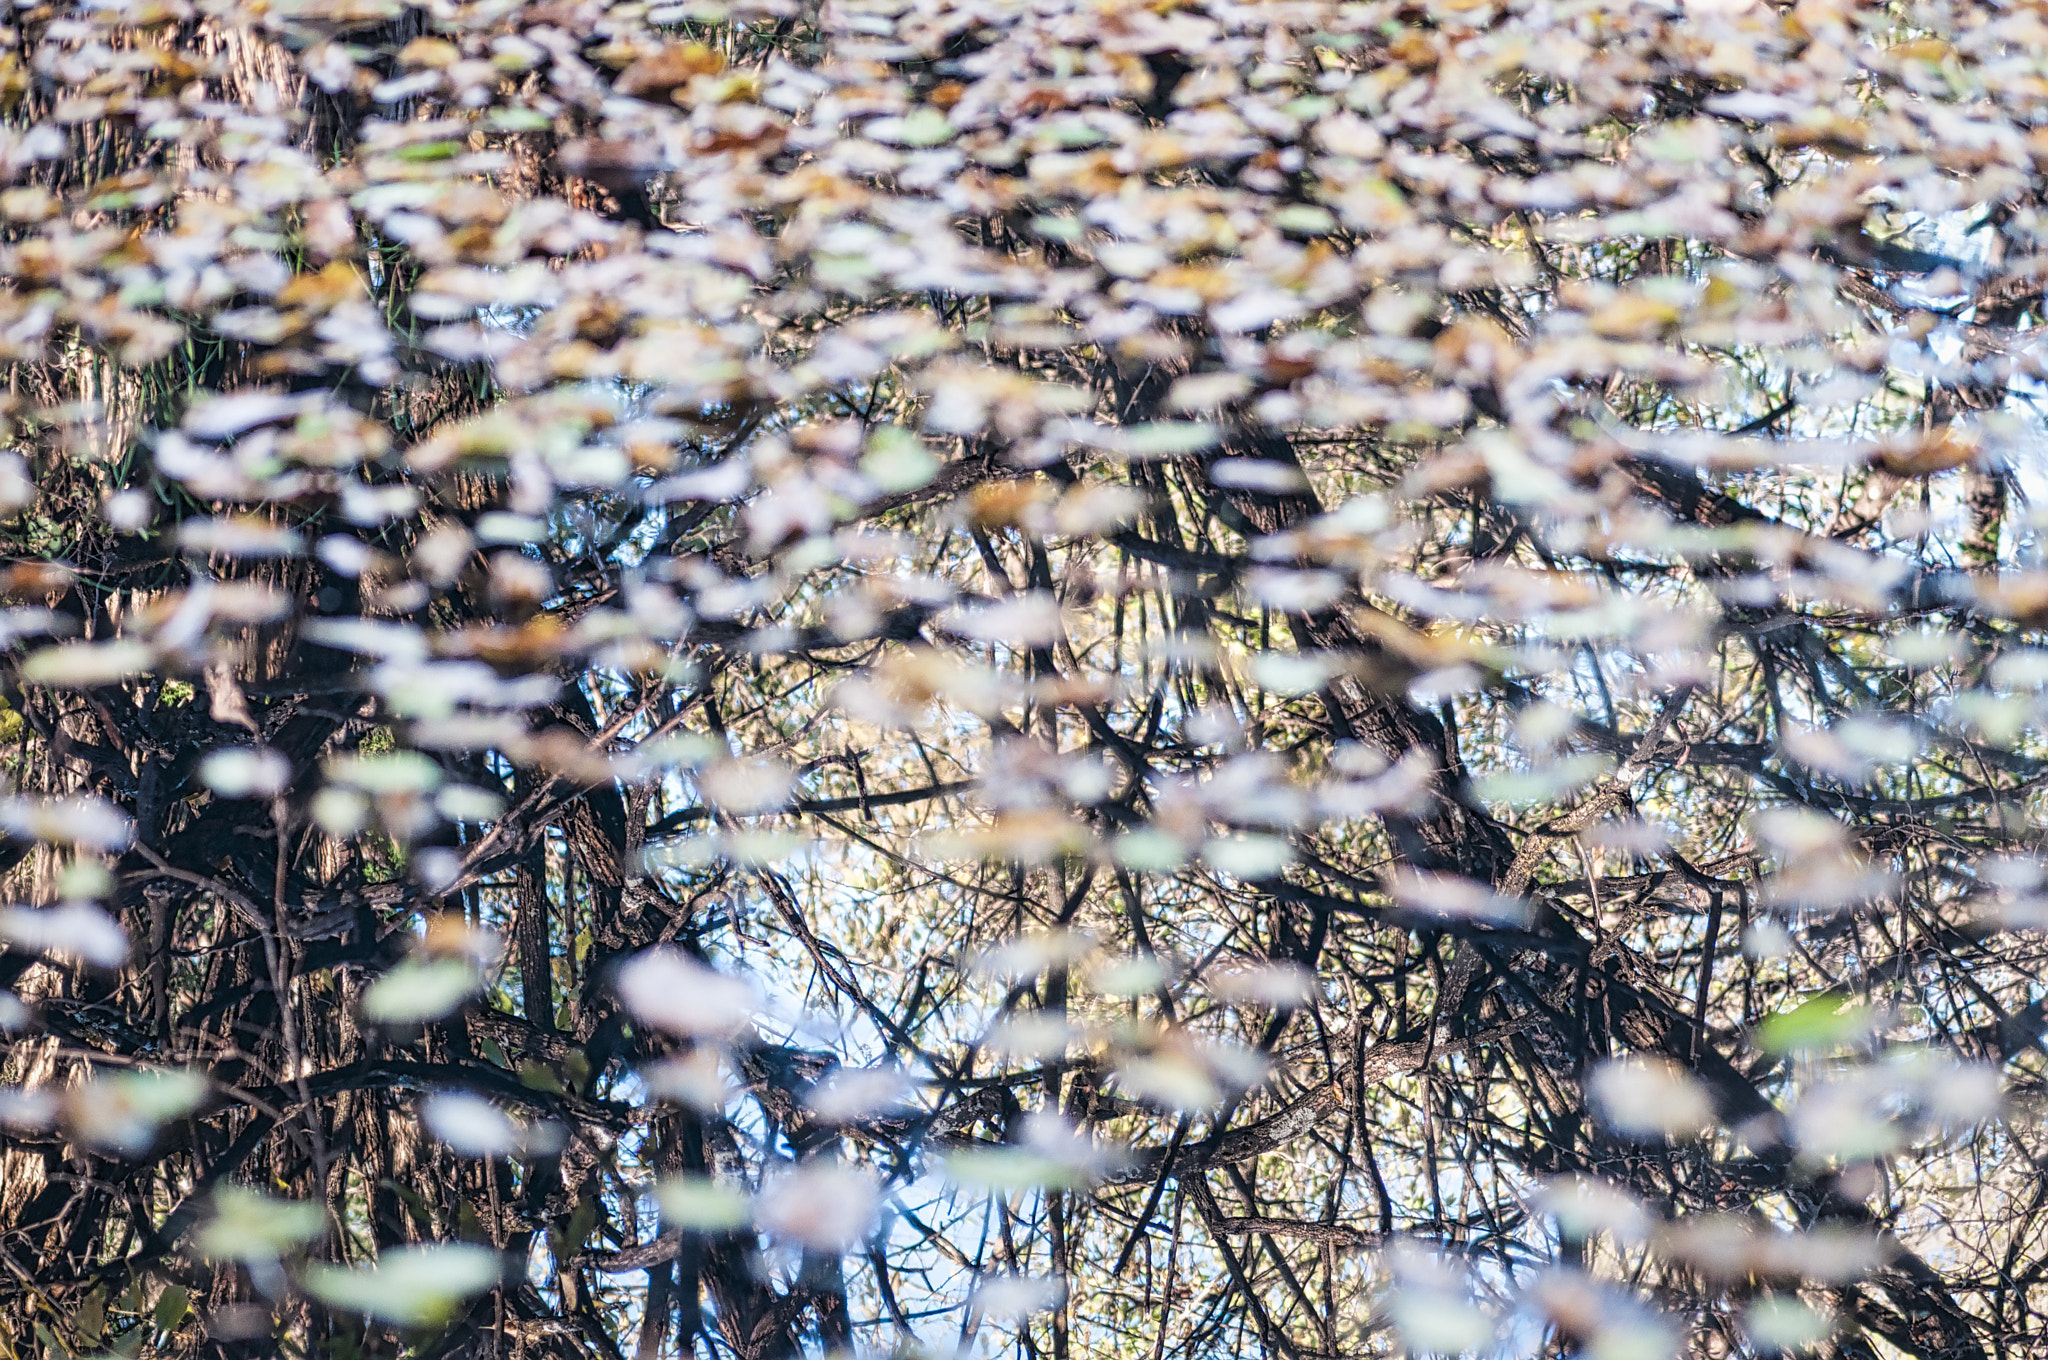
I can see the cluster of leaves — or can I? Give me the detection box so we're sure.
[5,0,2048,1355]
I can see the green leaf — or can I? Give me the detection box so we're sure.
[942,1147,1094,1192]
[152,1284,189,1334]
[325,750,444,795]
[562,1049,592,1094]
[1756,993,1877,1056]
[193,1187,326,1264]
[381,1178,438,1235]
[517,1059,565,1094]
[301,1244,503,1328]
[871,108,957,146]
[391,140,463,163]
[655,1174,753,1231]
[860,426,939,494]
[486,107,552,133]
[1122,421,1220,457]
[564,1199,599,1254]
[73,1286,104,1343]
[361,957,480,1025]
[1110,829,1188,873]
[1273,204,1337,235]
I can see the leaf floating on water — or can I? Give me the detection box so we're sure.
[422,1092,523,1157]
[66,1068,207,1157]
[970,930,1096,981]
[654,1174,753,1232]
[694,757,795,816]
[1588,1057,1717,1141]
[1199,834,1295,880]
[4,0,2048,1344]
[613,948,758,1039]
[0,795,133,851]
[1380,1244,1497,1356]
[193,1187,327,1264]
[301,1244,503,1327]
[640,1049,733,1111]
[1535,1177,1652,1246]
[753,1162,880,1253]
[1756,993,1880,1056]
[0,901,129,968]
[361,957,482,1025]
[0,1086,58,1132]
[1387,870,1530,927]
[199,746,291,798]
[971,1273,1068,1321]
[802,1066,916,1123]
[1743,1296,1834,1353]
[176,516,304,559]
[943,1111,1128,1192]
[18,641,156,689]
[979,1012,1082,1063]
[1087,954,1172,998]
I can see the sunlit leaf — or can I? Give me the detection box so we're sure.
[200,747,291,798]
[421,1093,522,1157]
[361,957,481,1025]
[1588,1057,1715,1141]
[654,1174,752,1232]
[18,641,154,688]
[0,902,128,968]
[193,1188,327,1264]
[803,1066,915,1123]
[753,1162,879,1252]
[613,948,758,1039]
[1756,994,1878,1056]
[66,1068,207,1156]
[1744,1296,1833,1353]
[302,1244,503,1327]
[971,1273,1067,1320]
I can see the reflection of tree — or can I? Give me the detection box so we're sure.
[0,1,2044,1357]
